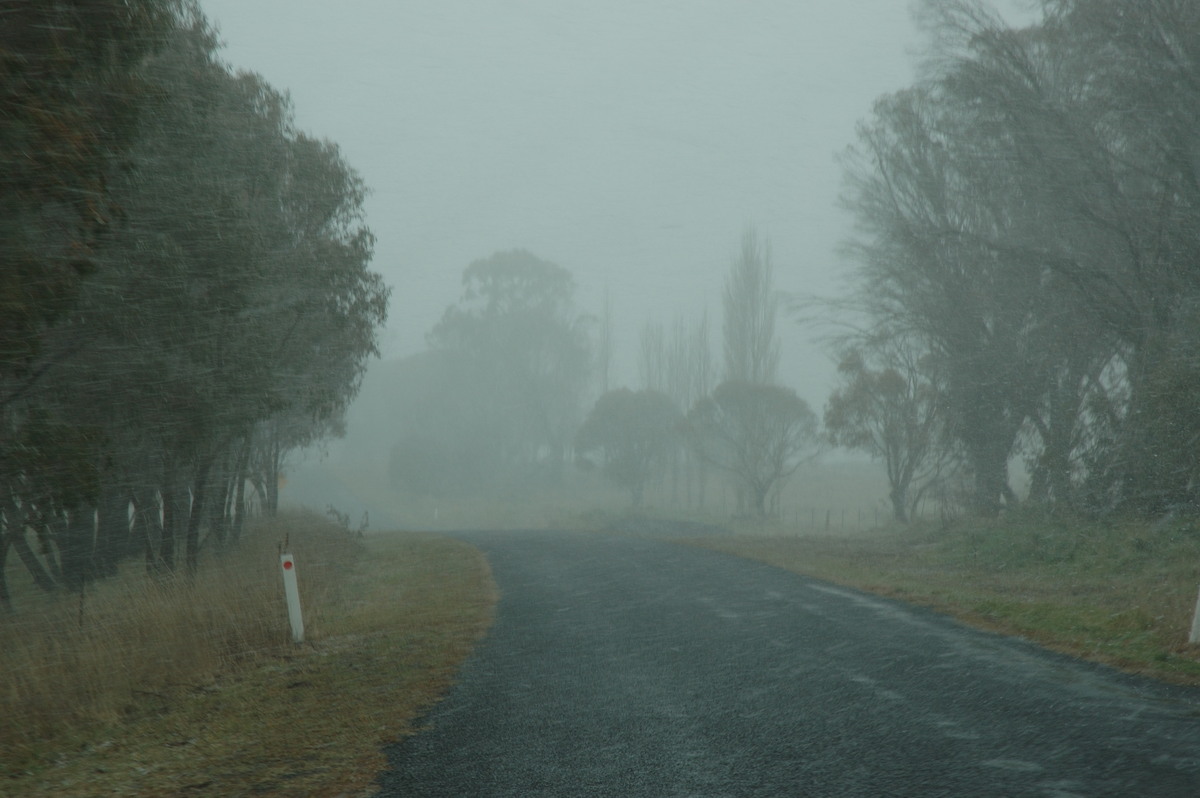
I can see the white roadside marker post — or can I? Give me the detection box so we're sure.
[1190,585,1200,645]
[280,553,305,644]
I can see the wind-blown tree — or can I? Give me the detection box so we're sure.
[843,0,1200,516]
[957,0,1200,514]
[686,381,819,518]
[824,339,945,522]
[841,81,1048,517]
[425,250,592,485]
[575,389,682,507]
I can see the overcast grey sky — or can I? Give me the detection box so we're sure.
[200,0,1030,408]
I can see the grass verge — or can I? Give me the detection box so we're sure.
[2,512,495,797]
[678,511,1200,686]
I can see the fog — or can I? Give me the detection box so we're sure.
[203,1,1024,409]
[186,0,1071,525]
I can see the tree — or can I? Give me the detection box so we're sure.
[722,227,780,385]
[846,0,1200,516]
[686,381,819,518]
[596,287,614,396]
[840,81,1049,517]
[386,349,510,496]
[88,23,383,573]
[426,250,592,483]
[0,0,177,593]
[0,7,387,589]
[0,0,175,388]
[824,340,944,522]
[638,320,667,393]
[575,389,682,507]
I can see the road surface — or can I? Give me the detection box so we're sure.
[378,531,1200,797]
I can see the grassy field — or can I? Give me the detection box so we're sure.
[1,512,495,797]
[682,511,1200,686]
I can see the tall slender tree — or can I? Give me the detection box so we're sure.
[722,227,780,386]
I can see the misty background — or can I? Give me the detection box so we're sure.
[203,0,1028,415]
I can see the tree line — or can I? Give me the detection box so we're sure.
[387,230,820,520]
[0,1,388,604]
[387,0,1200,527]
[827,0,1200,520]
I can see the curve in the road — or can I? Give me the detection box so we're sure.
[378,531,1200,797]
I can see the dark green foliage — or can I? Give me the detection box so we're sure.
[0,2,388,594]
[576,389,683,507]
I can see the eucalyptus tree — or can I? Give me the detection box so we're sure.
[0,0,175,393]
[426,250,592,484]
[0,0,177,592]
[576,389,682,507]
[22,14,383,581]
[88,24,301,573]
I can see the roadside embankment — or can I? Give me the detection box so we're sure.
[2,511,495,797]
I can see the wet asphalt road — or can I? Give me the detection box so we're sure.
[377,531,1200,797]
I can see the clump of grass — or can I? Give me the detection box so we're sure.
[684,510,1200,685]
[0,510,362,779]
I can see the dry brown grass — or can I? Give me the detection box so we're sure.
[1,511,495,797]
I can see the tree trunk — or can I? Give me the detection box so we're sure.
[971,445,1014,519]
[185,456,213,576]
[13,529,58,592]
[59,506,95,593]
[94,481,130,579]
[889,485,909,523]
[160,482,183,574]
[0,533,11,610]
[231,439,251,544]
[207,449,232,551]
[6,493,59,594]
[752,483,769,519]
[133,487,164,576]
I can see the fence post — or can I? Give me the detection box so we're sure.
[280,553,304,644]
[1189,585,1200,645]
